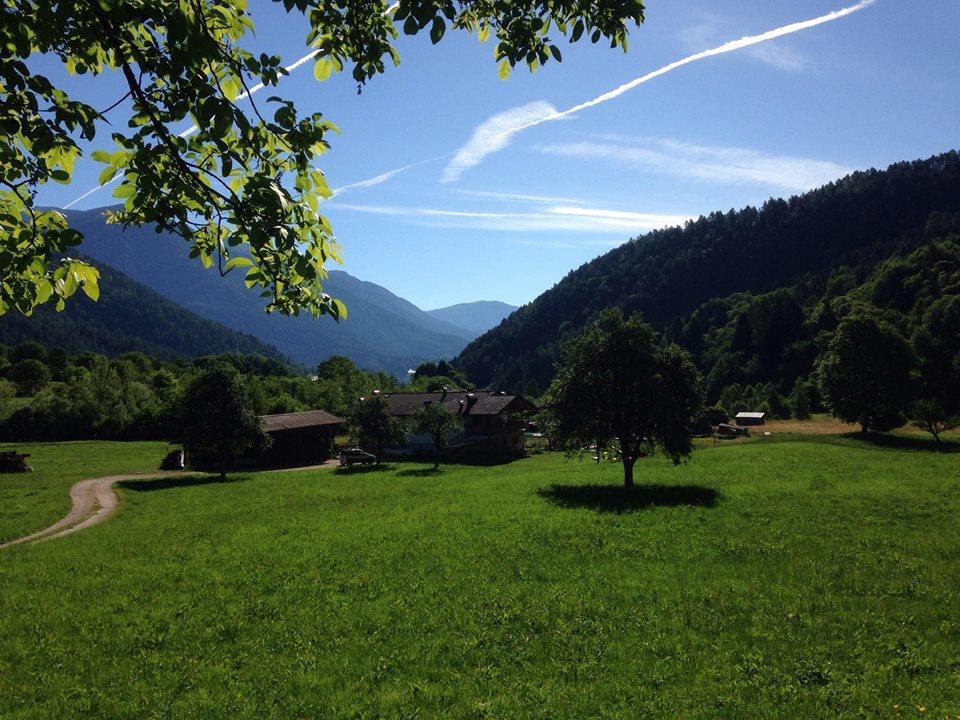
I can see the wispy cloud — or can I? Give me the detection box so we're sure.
[745,43,808,72]
[452,188,586,205]
[535,136,851,192]
[438,0,874,182]
[328,201,691,235]
[682,18,808,72]
[440,101,558,183]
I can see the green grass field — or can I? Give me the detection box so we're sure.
[1,436,958,718]
[0,440,170,544]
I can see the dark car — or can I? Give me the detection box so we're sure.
[338,448,377,466]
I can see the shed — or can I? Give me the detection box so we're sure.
[259,409,345,466]
[735,411,766,426]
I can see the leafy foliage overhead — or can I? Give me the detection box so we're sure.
[1,0,644,317]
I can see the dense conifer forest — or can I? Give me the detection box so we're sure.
[457,152,960,412]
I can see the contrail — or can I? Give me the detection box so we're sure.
[63,0,875,207]
[554,0,875,121]
[440,0,876,181]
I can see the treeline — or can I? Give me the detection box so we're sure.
[0,343,399,441]
[457,151,960,394]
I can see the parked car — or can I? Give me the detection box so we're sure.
[339,448,377,466]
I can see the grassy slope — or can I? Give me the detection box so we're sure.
[0,440,170,543]
[1,438,959,718]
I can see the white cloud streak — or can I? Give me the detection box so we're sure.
[328,200,691,235]
[437,0,875,182]
[746,43,808,72]
[536,136,852,192]
[452,188,587,205]
[440,101,558,182]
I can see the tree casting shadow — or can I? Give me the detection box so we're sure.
[842,431,959,453]
[538,483,721,513]
[118,474,246,492]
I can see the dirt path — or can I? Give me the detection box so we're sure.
[0,461,340,551]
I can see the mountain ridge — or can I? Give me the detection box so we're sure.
[456,150,960,393]
[62,207,476,374]
[426,300,518,336]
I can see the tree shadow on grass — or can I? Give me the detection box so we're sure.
[118,474,248,492]
[395,467,442,478]
[538,483,721,513]
[842,432,959,453]
[333,463,395,476]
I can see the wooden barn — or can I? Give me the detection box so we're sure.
[258,409,345,467]
[735,411,766,426]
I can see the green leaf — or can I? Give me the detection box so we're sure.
[98,166,117,185]
[313,57,333,81]
[497,60,511,80]
[225,256,254,270]
[80,278,100,301]
[429,18,445,44]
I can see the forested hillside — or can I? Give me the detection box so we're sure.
[0,259,286,362]
[458,151,960,395]
[673,228,960,417]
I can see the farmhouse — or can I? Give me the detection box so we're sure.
[258,409,345,466]
[735,411,766,426]
[375,390,537,459]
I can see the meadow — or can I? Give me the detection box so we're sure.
[0,440,170,544]
[0,435,958,718]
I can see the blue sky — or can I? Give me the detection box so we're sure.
[36,1,960,310]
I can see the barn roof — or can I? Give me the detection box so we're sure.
[735,412,766,419]
[260,409,345,433]
[372,391,537,417]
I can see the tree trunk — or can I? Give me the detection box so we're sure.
[623,457,636,488]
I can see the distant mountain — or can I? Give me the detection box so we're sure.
[427,301,518,336]
[457,150,960,394]
[0,259,286,361]
[64,207,474,374]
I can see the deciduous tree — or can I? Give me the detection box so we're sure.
[350,394,404,465]
[412,400,457,469]
[817,310,916,433]
[545,308,701,487]
[8,358,51,395]
[178,364,267,479]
